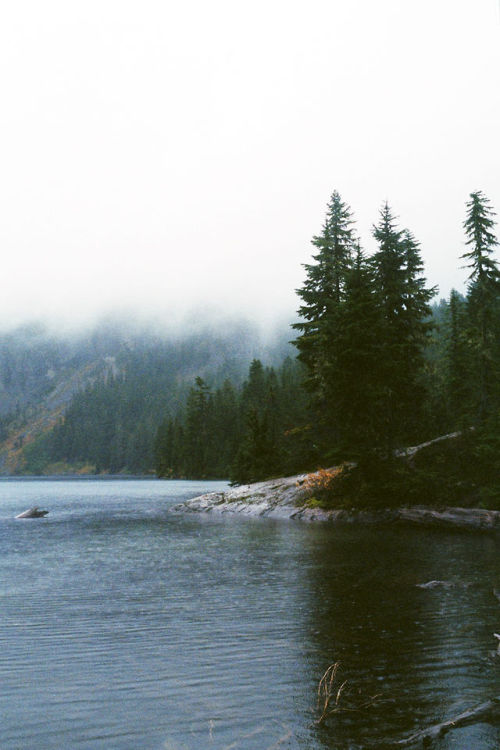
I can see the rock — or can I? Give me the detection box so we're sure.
[398,505,500,531]
[15,506,49,519]
[170,471,500,530]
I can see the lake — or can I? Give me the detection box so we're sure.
[0,478,499,749]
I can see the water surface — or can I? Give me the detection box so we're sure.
[0,479,499,749]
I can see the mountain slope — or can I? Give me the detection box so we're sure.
[0,319,291,475]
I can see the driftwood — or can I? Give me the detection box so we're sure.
[379,697,500,748]
[395,431,464,461]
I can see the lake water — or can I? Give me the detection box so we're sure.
[0,479,499,750]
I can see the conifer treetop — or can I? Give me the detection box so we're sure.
[461,190,499,284]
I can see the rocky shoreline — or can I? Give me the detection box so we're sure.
[171,470,500,531]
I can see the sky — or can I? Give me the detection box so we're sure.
[0,0,499,330]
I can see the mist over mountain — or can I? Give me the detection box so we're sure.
[0,315,295,475]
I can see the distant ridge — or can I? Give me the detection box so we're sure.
[0,319,291,475]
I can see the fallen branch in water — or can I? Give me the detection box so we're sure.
[317,662,345,725]
[378,696,500,748]
[316,662,381,726]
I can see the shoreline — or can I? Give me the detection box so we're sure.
[171,470,500,531]
[0,474,158,481]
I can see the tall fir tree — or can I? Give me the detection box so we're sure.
[332,245,385,459]
[371,204,435,451]
[401,229,437,328]
[462,191,499,282]
[461,191,500,421]
[292,190,356,446]
[399,228,437,437]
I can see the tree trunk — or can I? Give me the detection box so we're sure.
[378,697,500,748]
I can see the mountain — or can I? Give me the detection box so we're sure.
[0,318,292,475]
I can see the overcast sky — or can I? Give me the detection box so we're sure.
[0,0,499,329]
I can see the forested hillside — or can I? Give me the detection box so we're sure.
[154,299,452,484]
[3,189,500,503]
[155,357,311,481]
[0,319,290,475]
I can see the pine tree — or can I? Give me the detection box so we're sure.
[184,377,212,477]
[401,230,437,330]
[210,379,240,476]
[241,359,267,407]
[232,360,283,482]
[461,191,500,421]
[462,191,499,283]
[332,246,384,458]
[232,408,275,484]
[292,190,356,443]
[399,228,437,437]
[371,204,435,451]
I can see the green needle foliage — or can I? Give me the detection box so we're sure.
[371,205,436,453]
[18,187,495,504]
[152,189,500,508]
[461,191,500,422]
[292,191,357,438]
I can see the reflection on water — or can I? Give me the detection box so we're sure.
[0,479,499,749]
[303,528,500,749]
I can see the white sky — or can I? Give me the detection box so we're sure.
[0,0,499,329]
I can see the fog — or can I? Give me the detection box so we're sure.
[0,0,499,331]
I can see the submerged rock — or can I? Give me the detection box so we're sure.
[15,506,49,519]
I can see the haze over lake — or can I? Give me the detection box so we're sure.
[1,3,499,748]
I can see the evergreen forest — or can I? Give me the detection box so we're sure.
[6,322,289,475]
[155,190,500,508]
[5,189,500,509]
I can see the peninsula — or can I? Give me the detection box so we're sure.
[172,466,500,532]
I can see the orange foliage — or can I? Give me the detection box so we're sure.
[301,466,345,493]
